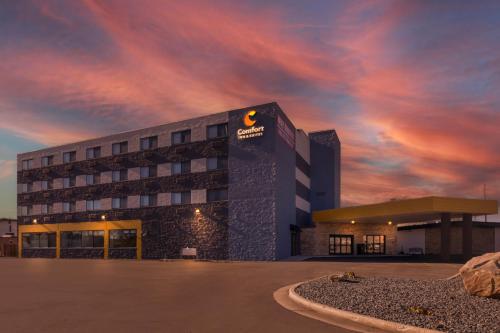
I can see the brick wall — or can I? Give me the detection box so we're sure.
[301,222,398,256]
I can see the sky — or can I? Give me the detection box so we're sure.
[0,0,499,220]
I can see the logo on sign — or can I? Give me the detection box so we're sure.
[237,110,265,140]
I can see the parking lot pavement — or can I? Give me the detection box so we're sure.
[0,258,460,333]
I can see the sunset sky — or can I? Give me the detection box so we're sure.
[0,0,499,219]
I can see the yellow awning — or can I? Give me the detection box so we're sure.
[312,196,498,224]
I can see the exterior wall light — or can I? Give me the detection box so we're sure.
[195,208,200,214]
[101,215,106,221]
[32,218,38,224]
[388,221,393,225]
[350,220,356,224]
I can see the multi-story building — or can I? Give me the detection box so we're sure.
[17,102,340,260]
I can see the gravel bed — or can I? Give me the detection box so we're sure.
[295,275,500,333]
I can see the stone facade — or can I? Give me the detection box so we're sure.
[425,225,496,256]
[301,222,398,256]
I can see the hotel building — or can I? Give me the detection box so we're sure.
[17,102,340,260]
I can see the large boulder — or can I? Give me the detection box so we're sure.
[459,252,500,298]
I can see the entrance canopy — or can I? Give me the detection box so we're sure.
[313,196,498,224]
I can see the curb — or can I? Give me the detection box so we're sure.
[274,277,440,333]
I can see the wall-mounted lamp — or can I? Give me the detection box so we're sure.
[195,208,201,214]
[101,215,106,221]
[32,218,38,224]
[388,221,393,225]
[350,220,356,224]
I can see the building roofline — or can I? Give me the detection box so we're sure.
[17,102,278,157]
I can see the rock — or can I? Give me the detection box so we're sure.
[459,252,500,298]
[330,272,361,283]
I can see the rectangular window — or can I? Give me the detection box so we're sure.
[86,146,101,159]
[82,231,104,248]
[63,151,76,163]
[363,235,386,255]
[41,155,54,167]
[109,229,137,248]
[140,194,157,207]
[63,201,76,213]
[41,204,53,214]
[140,136,158,151]
[172,130,191,145]
[329,235,354,255]
[171,161,191,175]
[22,233,56,248]
[112,141,128,155]
[22,159,33,170]
[86,200,101,211]
[112,169,128,182]
[171,191,191,205]
[63,176,76,188]
[21,183,33,193]
[86,174,100,185]
[206,156,228,171]
[61,231,82,248]
[140,166,157,179]
[207,123,228,139]
[207,188,228,202]
[41,180,53,191]
[112,197,128,209]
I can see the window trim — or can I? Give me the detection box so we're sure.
[207,123,228,139]
[171,130,191,145]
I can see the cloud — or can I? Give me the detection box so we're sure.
[0,0,498,210]
[0,160,16,180]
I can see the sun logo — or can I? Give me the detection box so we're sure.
[243,110,257,127]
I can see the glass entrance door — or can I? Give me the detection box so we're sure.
[329,235,353,255]
[363,235,386,254]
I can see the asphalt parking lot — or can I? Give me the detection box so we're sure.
[0,258,461,333]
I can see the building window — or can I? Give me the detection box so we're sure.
[207,156,228,171]
[329,235,353,255]
[86,146,101,159]
[140,166,157,179]
[140,136,158,151]
[86,200,101,211]
[22,233,56,248]
[112,169,128,182]
[140,194,157,207]
[21,183,33,193]
[22,159,33,170]
[171,161,191,175]
[41,155,54,167]
[207,188,228,202]
[63,201,76,213]
[172,130,191,145]
[109,229,137,248]
[363,235,386,255]
[20,206,31,216]
[82,231,104,248]
[112,141,128,155]
[61,231,103,248]
[86,174,100,185]
[207,123,228,139]
[63,176,76,188]
[41,180,53,191]
[112,197,128,209]
[63,151,76,163]
[171,191,191,205]
[41,204,53,214]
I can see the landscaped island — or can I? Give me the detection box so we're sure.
[294,275,499,333]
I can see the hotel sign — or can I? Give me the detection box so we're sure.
[237,110,265,140]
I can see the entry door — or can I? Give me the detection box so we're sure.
[329,235,353,255]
